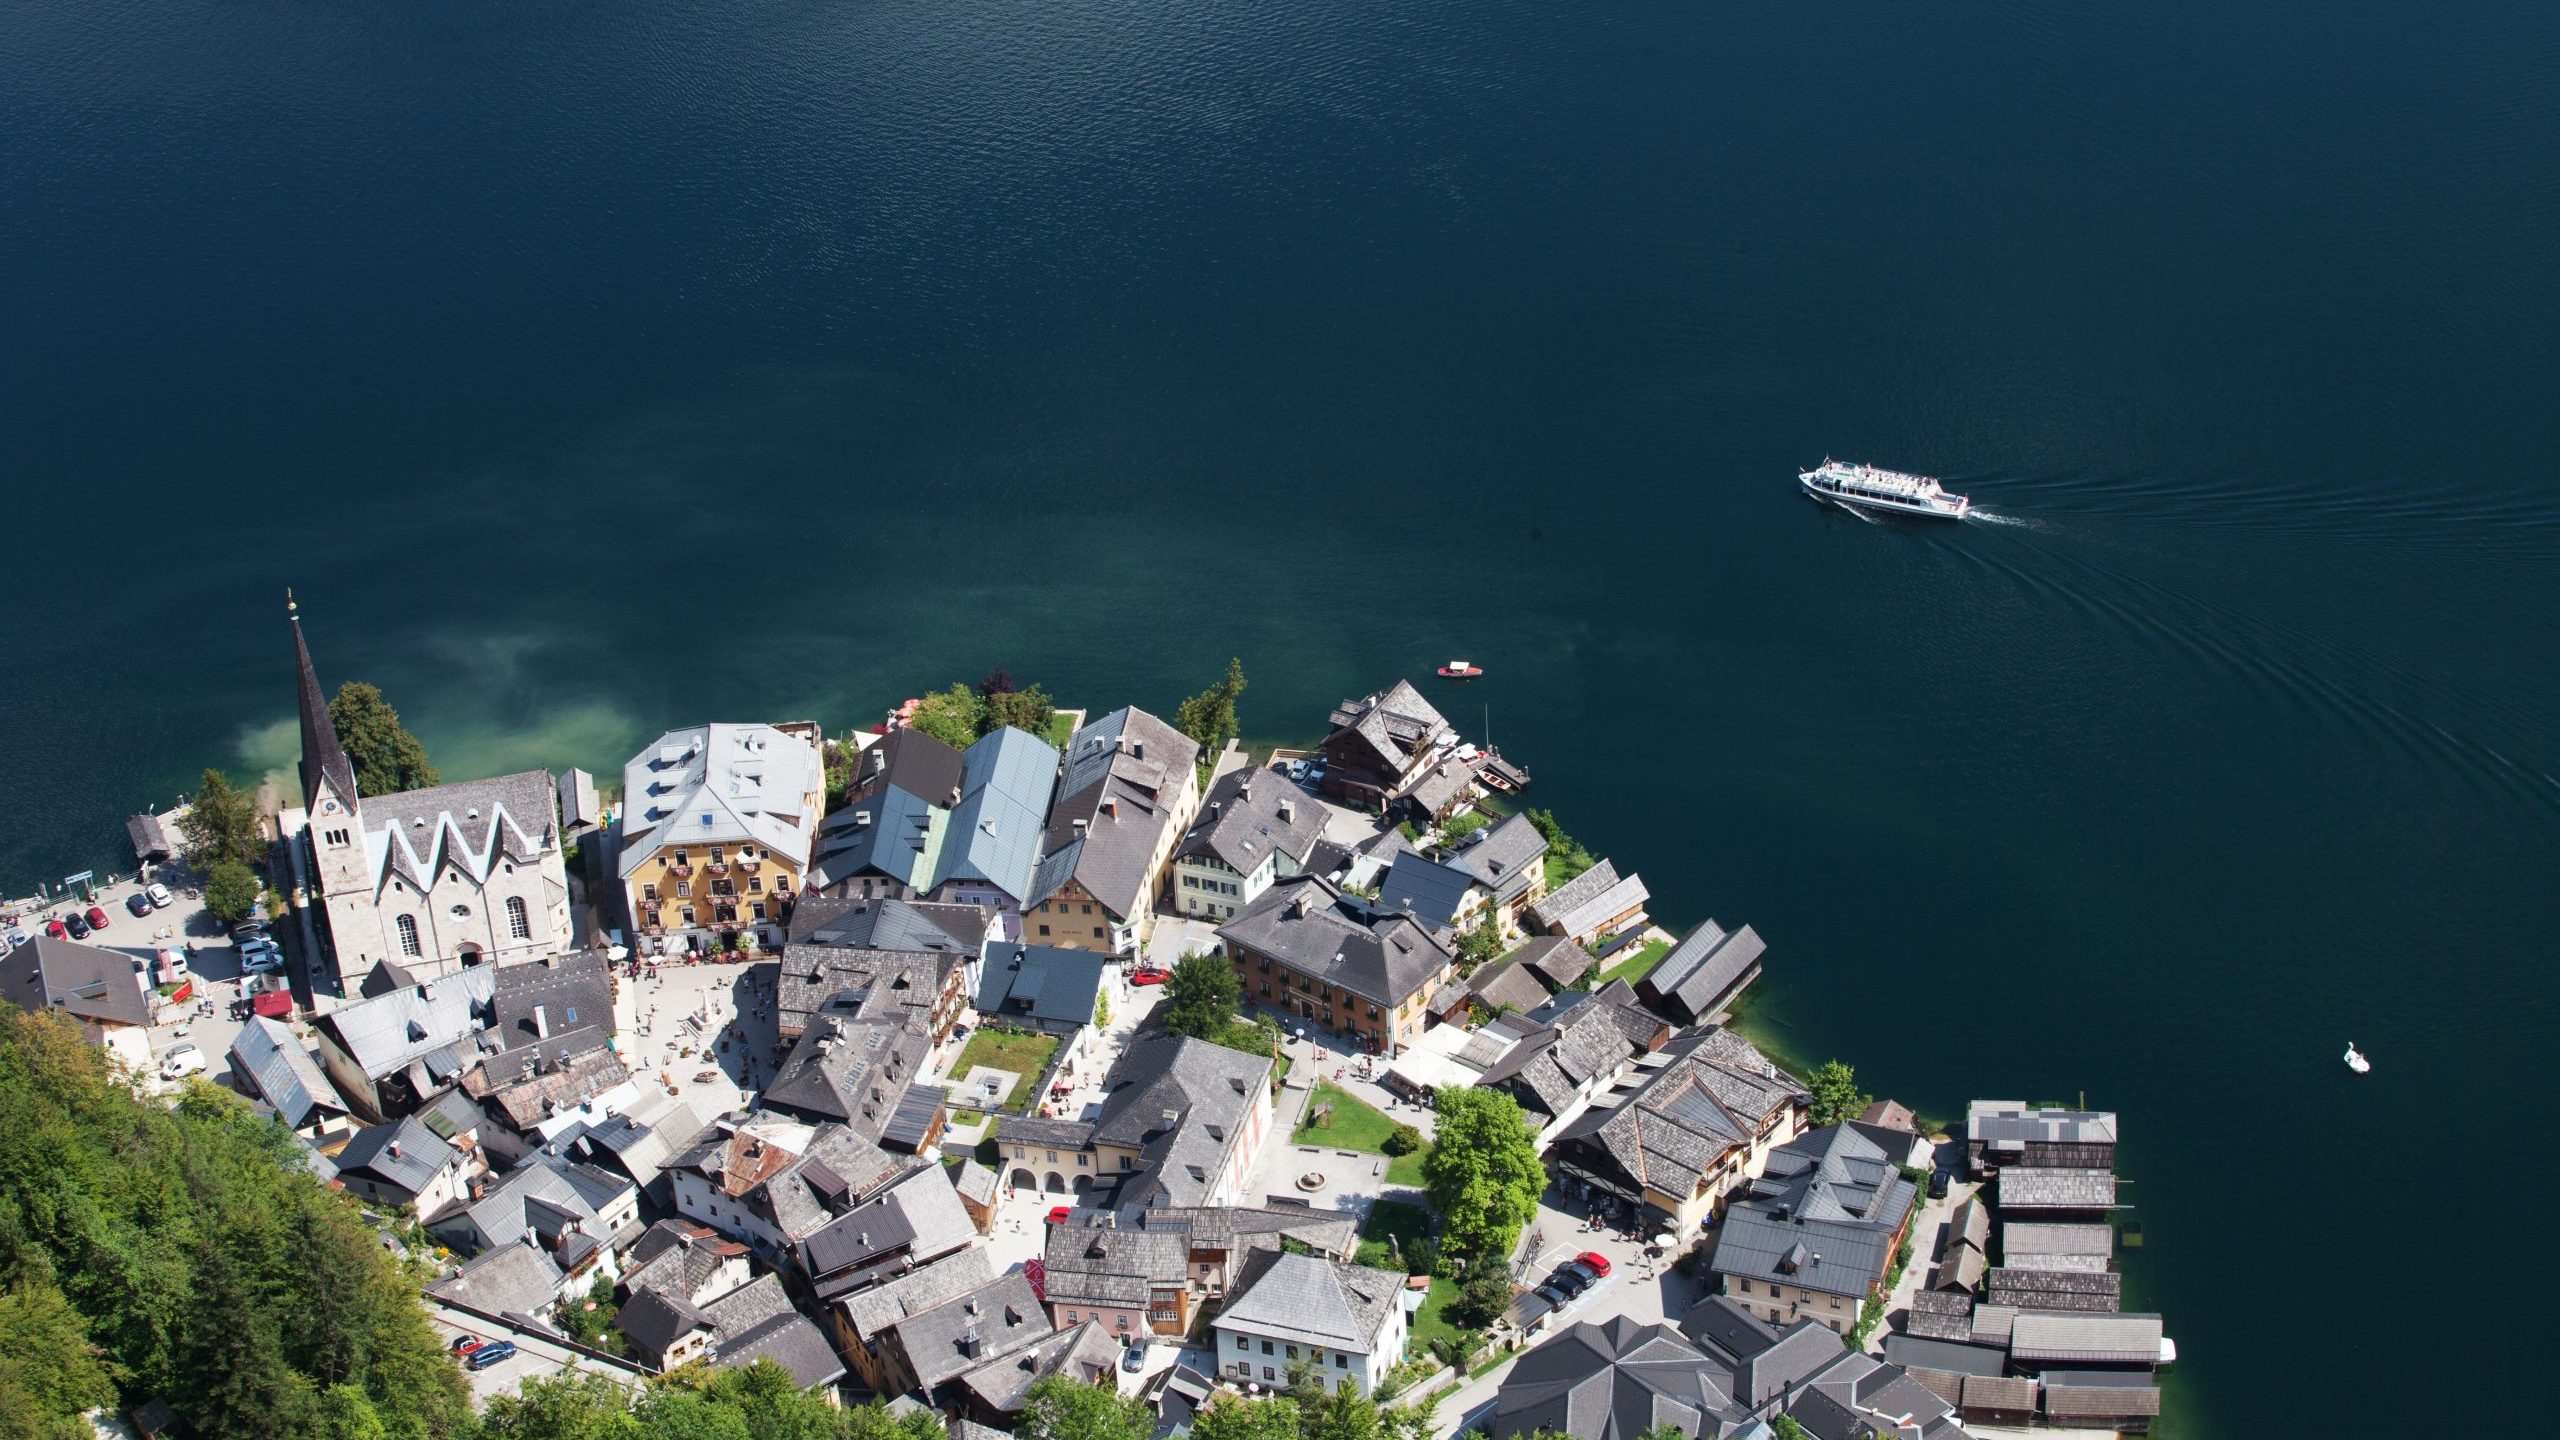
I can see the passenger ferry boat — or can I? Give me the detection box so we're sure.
[1799,459,1971,520]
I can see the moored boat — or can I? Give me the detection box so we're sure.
[1435,660,1484,679]
[1799,459,1970,519]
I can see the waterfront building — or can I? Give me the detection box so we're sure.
[1549,1026,1806,1237]
[290,610,573,982]
[1316,681,1455,811]
[1706,1124,1920,1335]
[1171,767,1323,922]
[1524,858,1651,950]
[0,935,168,1071]
[618,720,825,955]
[1966,1100,2119,1174]
[1026,707,1201,954]
[1638,919,1766,1026]
[809,727,969,900]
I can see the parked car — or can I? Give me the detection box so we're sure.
[3,926,26,947]
[1131,967,1168,987]
[1574,1251,1613,1278]
[450,1335,483,1355]
[46,917,69,939]
[241,951,286,975]
[1047,1206,1073,1226]
[61,913,89,939]
[1545,1265,1590,1296]
[1534,1283,1570,1307]
[231,921,272,943]
[1927,1169,1951,1200]
[146,883,175,909]
[126,893,156,918]
[159,1044,204,1081]
[1121,1342,1148,1374]
[464,1341,517,1371]
[1286,760,1308,780]
[86,905,110,931]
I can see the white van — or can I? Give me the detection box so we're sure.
[159,1044,205,1081]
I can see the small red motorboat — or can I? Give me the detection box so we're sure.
[1435,659,1484,680]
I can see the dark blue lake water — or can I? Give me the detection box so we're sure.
[7,0,2558,1430]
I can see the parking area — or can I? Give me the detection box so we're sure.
[425,1299,642,1404]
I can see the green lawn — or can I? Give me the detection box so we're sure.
[1543,852,1594,891]
[1595,938,1673,990]
[1292,1080,1402,1151]
[1406,1276,1466,1359]
[1387,1145,1428,1187]
[1355,1200,1431,1269]
[951,1028,1062,1116]
[1046,713,1079,747]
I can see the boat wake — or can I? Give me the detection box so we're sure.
[1964,508,2045,531]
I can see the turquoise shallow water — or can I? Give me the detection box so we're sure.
[6,0,2559,1430]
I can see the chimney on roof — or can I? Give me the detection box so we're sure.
[1073,819,1088,837]
[1160,1108,1181,1129]
[387,1140,402,1159]
[958,1324,984,1358]
[1208,803,1221,821]
[855,810,872,827]
[1131,741,1144,761]
[1100,799,1118,820]
[1288,894,1310,920]
[1277,800,1294,823]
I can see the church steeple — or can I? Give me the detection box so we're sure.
[291,590,361,807]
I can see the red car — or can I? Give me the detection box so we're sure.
[45,917,67,939]
[449,1335,483,1356]
[1574,1251,1612,1278]
[1131,967,1168,986]
[1047,1206,1073,1226]
[86,905,110,931]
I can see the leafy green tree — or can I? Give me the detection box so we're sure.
[1175,658,1248,752]
[1019,1375,1151,1440]
[984,684,1057,739]
[328,682,440,797]
[1447,1253,1516,1330]
[1636,1427,1689,1440]
[0,1278,120,1440]
[479,1371,642,1440]
[1437,811,1490,848]
[907,683,986,749]
[1452,916,1505,976]
[1806,1060,1869,1128]
[1524,809,1595,886]
[1304,1380,1383,1440]
[1162,952,1242,1039]
[1771,1417,1812,1440]
[1188,1394,1302,1440]
[180,767,263,867]
[1422,1087,1546,1259]
[203,860,262,925]
[1381,1123,1422,1157]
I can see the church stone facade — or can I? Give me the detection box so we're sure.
[293,609,572,984]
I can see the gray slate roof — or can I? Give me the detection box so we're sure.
[1968,1101,2118,1149]
[1563,1027,1804,1202]
[1709,1125,1917,1302]
[1641,921,1766,1023]
[956,1318,1120,1418]
[450,1155,634,1252]
[1091,1036,1272,1208]
[1490,1315,1766,1440]
[336,1115,458,1198]
[1178,768,1323,875]
[836,1247,996,1344]
[1443,813,1548,903]
[1999,1167,2120,1210]
[427,1240,564,1317]
[776,897,976,1037]
[1042,1221,1191,1309]
[976,943,1110,1028]
[705,1273,848,1390]
[1479,987,1648,1121]
[1215,876,1455,1008]
[1528,860,1623,933]
[1037,707,1198,919]
[0,935,154,1029]
[1987,1267,2123,1311]
[230,1016,351,1129]
[2007,1310,2162,1365]
[1215,1251,1402,1354]
[1377,851,1478,930]
[365,769,559,897]
[317,966,499,1080]
[762,1001,933,1137]
[891,1272,1051,1390]
[810,728,968,890]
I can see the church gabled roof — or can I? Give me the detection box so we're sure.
[291,598,360,807]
